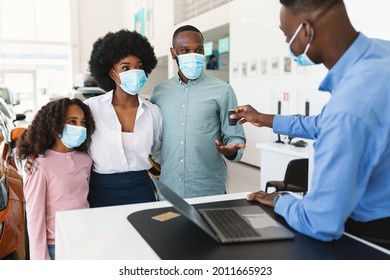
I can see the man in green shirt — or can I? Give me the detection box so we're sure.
[150,25,246,198]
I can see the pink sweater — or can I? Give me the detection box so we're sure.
[24,149,92,260]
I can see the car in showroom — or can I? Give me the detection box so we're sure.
[0,100,27,259]
[0,85,28,127]
[0,85,20,108]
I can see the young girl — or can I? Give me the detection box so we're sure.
[17,98,95,260]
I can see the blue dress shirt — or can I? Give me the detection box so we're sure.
[150,72,246,198]
[273,33,390,241]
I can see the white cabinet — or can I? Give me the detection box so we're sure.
[256,142,314,192]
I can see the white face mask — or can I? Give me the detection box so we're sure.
[173,49,205,80]
[113,69,147,95]
[287,23,315,67]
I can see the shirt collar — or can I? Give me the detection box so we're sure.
[137,94,149,108]
[319,33,370,93]
[175,71,206,86]
[101,89,114,102]
[100,89,148,108]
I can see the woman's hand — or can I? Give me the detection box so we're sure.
[24,155,39,175]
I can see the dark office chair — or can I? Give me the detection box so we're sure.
[265,158,308,194]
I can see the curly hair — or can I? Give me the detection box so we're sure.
[16,98,95,159]
[88,29,157,92]
[280,0,342,14]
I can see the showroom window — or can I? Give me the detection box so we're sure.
[0,0,72,115]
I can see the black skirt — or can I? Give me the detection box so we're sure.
[88,170,156,208]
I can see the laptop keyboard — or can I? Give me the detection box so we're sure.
[203,209,261,239]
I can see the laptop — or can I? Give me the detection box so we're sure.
[150,177,294,243]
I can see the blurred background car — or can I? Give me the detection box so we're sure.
[0,85,28,128]
[0,109,27,259]
[70,73,105,101]
[0,98,27,129]
[0,85,20,108]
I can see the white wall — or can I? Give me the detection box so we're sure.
[72,0,173,95]
[345,0,390,40]
[72,0,390,167]
[228,0,390,166]
[72,0,125,76]
[229,0,329,166]
[122,0,174,97]
[123,0,173,58]
[73,0,390,79]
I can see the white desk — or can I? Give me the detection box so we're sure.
[256,142,313,191]
[56,191,390,260]
[56,192,247,260]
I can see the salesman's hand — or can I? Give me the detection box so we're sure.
[214,140,245,157]
[231,105,274,128]
[246,191,278,208]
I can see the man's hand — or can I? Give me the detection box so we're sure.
[246,190,279,208]
[230,105,274,128]
[214,140,246,157]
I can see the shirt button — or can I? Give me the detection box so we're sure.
[180,159,183,163]
[180,141,184,144]
[181,122,184,126]
[185,88,189,91]
[182,104,185,108]
[179,178,182,181]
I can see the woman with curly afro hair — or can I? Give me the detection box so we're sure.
[16,98,95,259]
[84,29,162,207]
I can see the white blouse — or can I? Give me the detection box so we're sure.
[84,91,162,174]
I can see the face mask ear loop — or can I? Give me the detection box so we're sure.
[172,48,177,57]
[172,48,181,62]
[303,26,314,55]
[288,23,303,46]
[172,48,182,70]
[111,69,121,87]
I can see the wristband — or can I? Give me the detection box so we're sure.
[273,192,286,205]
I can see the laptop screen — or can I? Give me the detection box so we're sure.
[151,177,218,241]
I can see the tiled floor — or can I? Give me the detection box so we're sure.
[226,161,261,194]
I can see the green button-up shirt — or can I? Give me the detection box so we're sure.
[150,72,246,198]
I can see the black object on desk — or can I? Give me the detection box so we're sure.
[291,140,307,147]
[275,134,284,144]
[127,199,390,260]
[287,136,307,147]
[275,100,284,144]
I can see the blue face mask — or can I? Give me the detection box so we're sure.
[174,51,205,80]
[60,124,87,148]
[287,23,315,67]
[114,69,147,95]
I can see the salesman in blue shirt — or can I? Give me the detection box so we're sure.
[150,25,246,198]
[232,0,390,249]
